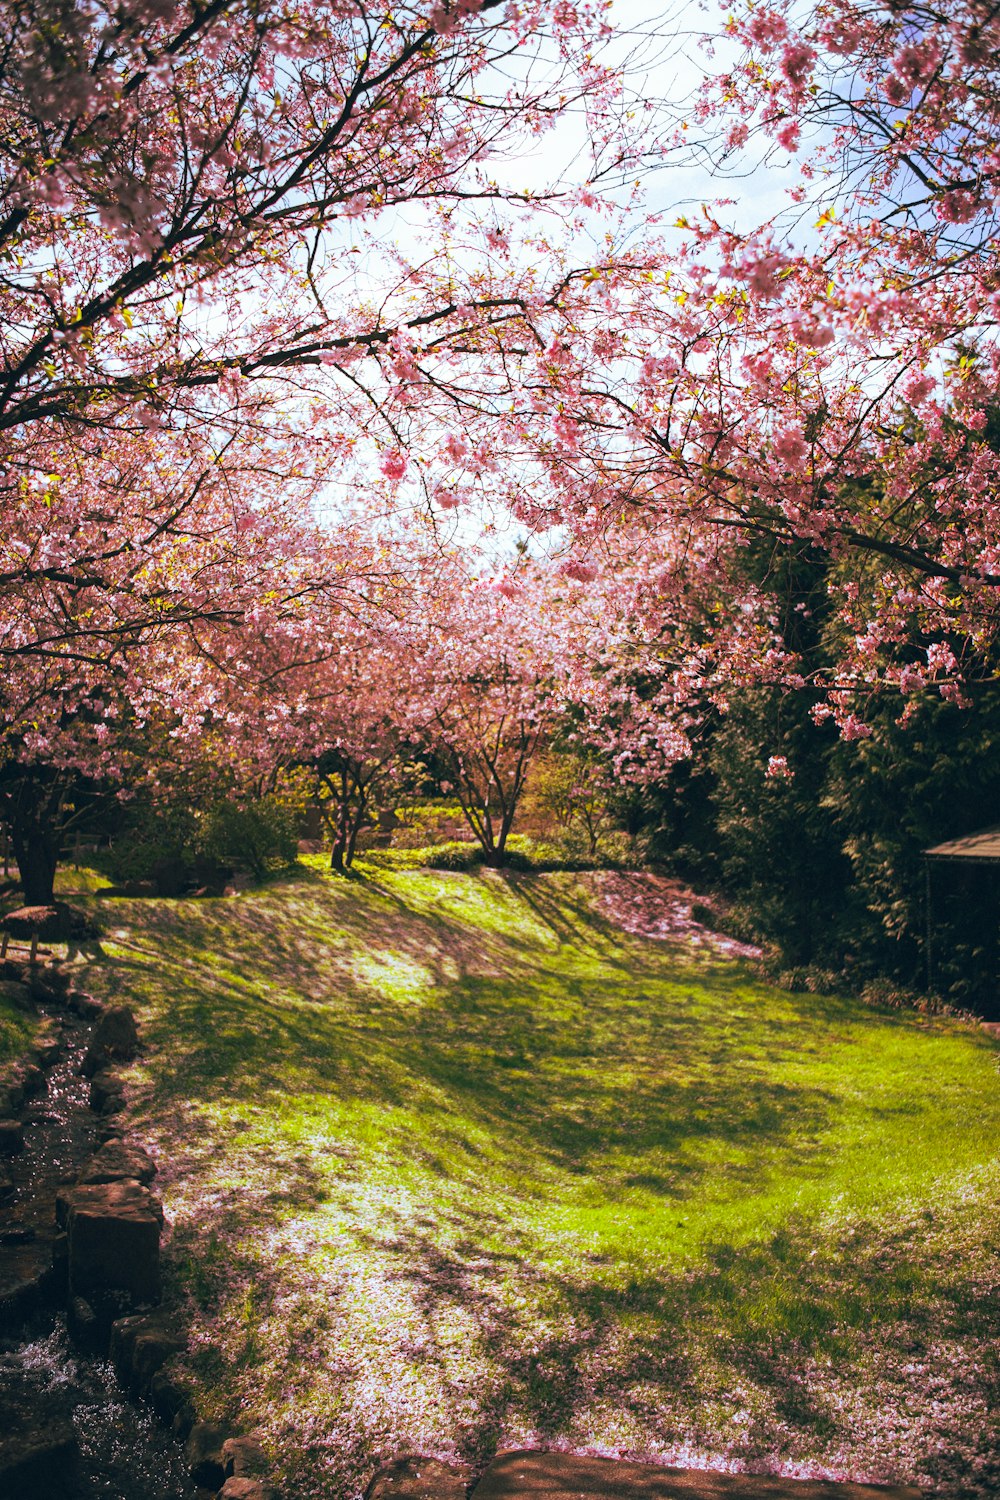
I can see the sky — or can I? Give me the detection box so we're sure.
[310,1,802,550]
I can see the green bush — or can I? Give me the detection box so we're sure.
[105,794,296,889]
[101,802,200,887]
[423,841,486,871]
[198,797,297,879]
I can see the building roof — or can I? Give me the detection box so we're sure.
[924,825,1000,862]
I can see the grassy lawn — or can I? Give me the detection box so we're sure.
[67,862,1000,1500]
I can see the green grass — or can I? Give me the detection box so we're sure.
[0,988,35,1067]
[71,862,1000,1499]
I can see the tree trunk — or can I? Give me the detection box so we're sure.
[4,771,67,906]
[9,816,59,905]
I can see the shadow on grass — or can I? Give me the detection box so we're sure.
[78,872,858,1206]
[340,1191,1000,1471]
[74,867,1000,1492]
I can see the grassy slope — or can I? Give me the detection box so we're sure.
[72,863,1000,1500]
[0,990,35,1067]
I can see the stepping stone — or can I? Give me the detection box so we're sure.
[78,1139,157,1186]
[368,1456,472,1499]
[60,1179,164,1304]
[81,1003,140,1077]
[470,1452,923,1500]
[0,1377,78,1498]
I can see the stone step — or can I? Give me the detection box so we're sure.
[470,1453,922,1500]
[366,1453,923,1500]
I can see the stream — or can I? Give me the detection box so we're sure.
[0,990,199,1499]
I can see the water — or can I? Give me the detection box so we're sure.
[2,1315,200,1499]
[0,984,199,1499]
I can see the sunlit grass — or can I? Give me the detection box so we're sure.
[0,988,35,1066]
[71,862,1000,1499]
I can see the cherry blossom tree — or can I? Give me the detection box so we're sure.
[0,0,633,610]
[0,439,374,901]
[0,0,654,890]
[243,609,426,874]
[342,0,1000,738]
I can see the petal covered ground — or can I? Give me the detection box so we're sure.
[70,864,1000,1500]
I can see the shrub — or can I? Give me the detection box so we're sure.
[105,794,296,890]
[198,797,297,879]
[423,841,486,871]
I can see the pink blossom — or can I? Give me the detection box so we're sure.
[775,120,800,152]
[821,19,863,54]
[772,426,809,471]
[765,754,792,778]
[780,41,816,90]
[747,10,789,51]
[936,190,979,224]
[839,713,873,741]
[905,373,936,405]
[379,450,407,482]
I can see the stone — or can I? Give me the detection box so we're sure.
[69,988,105,1018]
[222,1435,268,1479]
[131,1319,185,1388]
[50,1230,68,1282]
[28,961,71,997]
[82,1003,140,1076]
[218,1479,273,1500]
[89,1068,125,1113]
[470,1452,924,1500]
[173,1400,198,1441]
[0,1379,79,1498]
[0,1081,25,1114]
[111,1309,185,1396]
[2,904,69,941]
[0,978,34,1011]
[78,1139,157,1186]
[63,1179,164,1304]
[185,1421,233,1489]
[0,1119,24,1156]
[368,1457,472,1500]
[150,1367,191,1423]
[17,1061,46,1098]
[32,1035,62,1067]
[0,1225,35,1245]
[67,1294,102,1348]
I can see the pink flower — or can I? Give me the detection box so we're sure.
[443,433,469,463]
[780,41,815,89]
[822,20,863,54]
[773,425,809,470]
[765,754,792,779]
[563,560,598,583]
[775,120,800,152]
[379,450,407,481]
[839,713,873,741]
[893,41,942,87]
[936,190,978,224]
[747,10,788,50]
[905,373,935,405]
